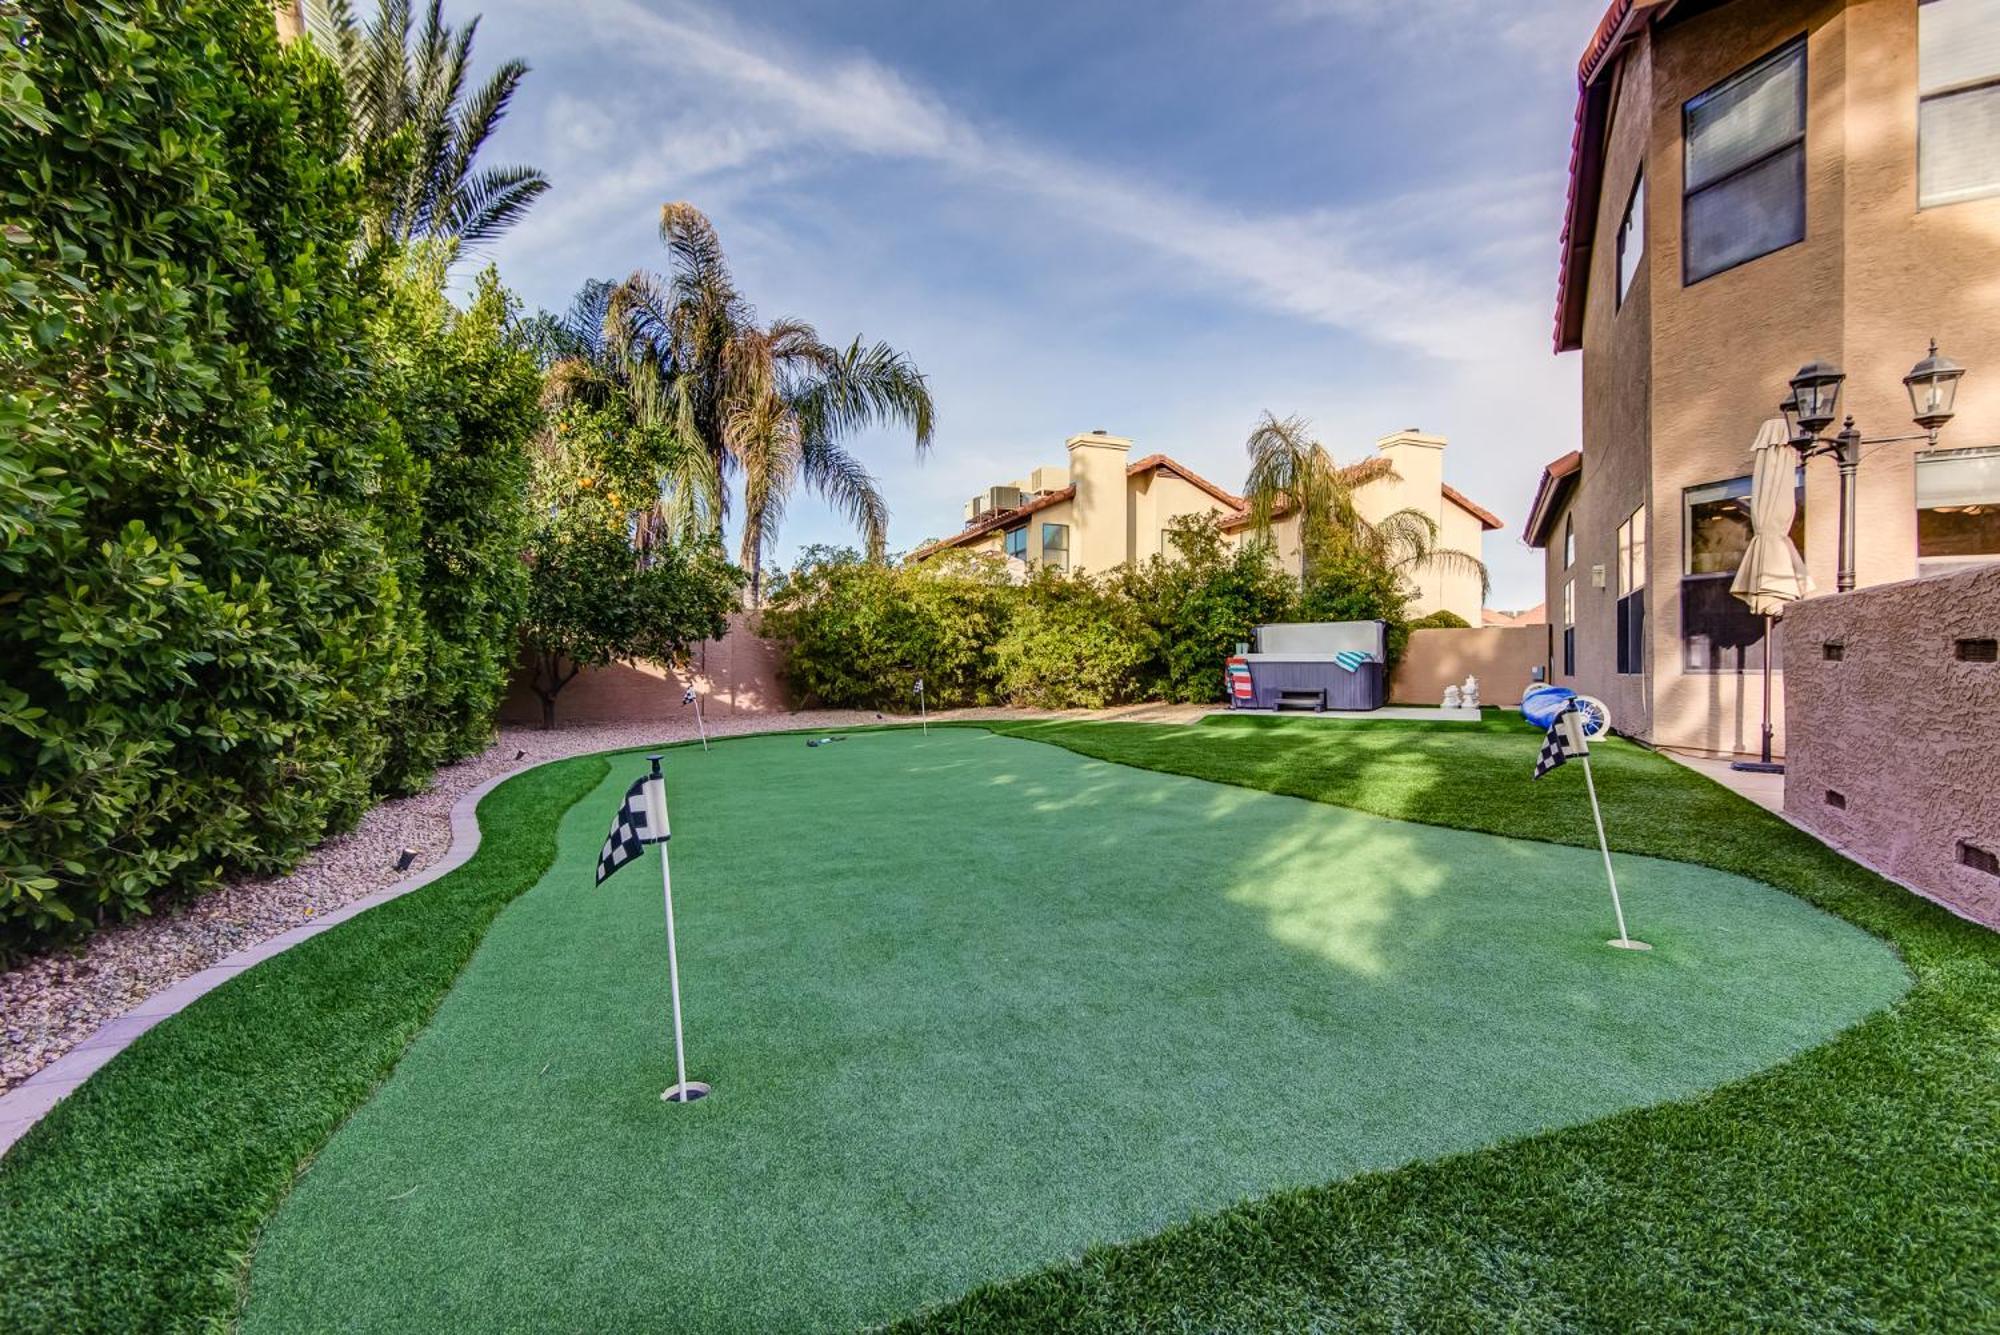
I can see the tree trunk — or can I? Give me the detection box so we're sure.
[539,692,556,730]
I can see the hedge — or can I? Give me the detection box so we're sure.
[0,2,537,951]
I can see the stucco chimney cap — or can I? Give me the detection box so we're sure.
[1066,430,1132,451]
[1375,428,1447,451]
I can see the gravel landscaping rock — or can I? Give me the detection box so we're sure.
[0,708,1083,1093]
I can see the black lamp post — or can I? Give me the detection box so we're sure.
[1782,341,1966,593]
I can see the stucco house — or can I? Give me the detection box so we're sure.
[913,428,1502,624]
[1527,0,1999,757]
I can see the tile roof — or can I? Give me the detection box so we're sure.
[1522,450,1583,547]
[1554,0,1682,352]
[908,485,1075,562]
[1442,483,1504,532]
[1124,454,1245,510]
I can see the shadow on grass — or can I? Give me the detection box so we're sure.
[236,726,1898,1332]
[890,713,2000,1331]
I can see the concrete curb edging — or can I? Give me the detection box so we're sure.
[0,764,529,1160]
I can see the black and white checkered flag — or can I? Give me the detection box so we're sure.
[596,776,664,884]
[681,685,697,706]
[1533,706,1583,779]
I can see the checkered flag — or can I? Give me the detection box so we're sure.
[681,685,697,706]
[1533,706,1585,779]
[595,775,665,885]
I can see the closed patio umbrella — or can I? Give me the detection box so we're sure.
[1729,418,1812,772]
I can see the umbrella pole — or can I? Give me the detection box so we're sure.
[1731,613,1786,774]
[1760,614,1774,765]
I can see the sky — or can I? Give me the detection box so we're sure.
[463,0,1610,611]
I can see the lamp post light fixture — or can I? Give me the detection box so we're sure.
[1782,341,1966,594]
[1904,339,1965,431]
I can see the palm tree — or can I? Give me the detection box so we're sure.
[330,0,548,247]
[533,279,721,547]
[607,203,936,600]
[1241,412,1488,599]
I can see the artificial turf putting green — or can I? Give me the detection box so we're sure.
[241,728,1905,1331]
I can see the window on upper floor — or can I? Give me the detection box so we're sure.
[1004,525,1027,561]
[1040,522,1070,571]
[1683,38,1807,284]
[1616,172,1645,308]
[1916,447,2000,568]
[1563,513,1576,568]
[1919,0,2000,207]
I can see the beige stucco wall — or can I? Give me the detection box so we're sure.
[1782,565,2000,926]
[498,612,789,726]
[1354,431,1487,624]
[1554,0,2000,757]
[1130,471,1228,564]
[1391,626,1553,706]
[1560,34,1658,743]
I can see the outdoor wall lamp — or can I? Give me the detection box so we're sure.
[1779,341,1968,593]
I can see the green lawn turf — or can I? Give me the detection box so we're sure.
[2,715,1993,1332]
[237,727,1905,1331]
[0,752,609,1332]
[898,714,2000,1330]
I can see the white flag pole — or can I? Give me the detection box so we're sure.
[645,755,709,1102]
[917,679,928,736]
[1566,715,1647,952]
[694,693,709,752]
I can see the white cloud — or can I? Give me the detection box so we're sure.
[522,0,1555,363]
[1271,0,1601,71]
[478,0,1585,606]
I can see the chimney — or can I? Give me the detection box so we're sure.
[1065,430,1132,573]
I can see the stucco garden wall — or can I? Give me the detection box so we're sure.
[1782,566,2000,926]
[498,612,790,727]
[1392,626,1552,707]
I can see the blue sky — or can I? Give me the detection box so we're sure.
[467,0,1609,610]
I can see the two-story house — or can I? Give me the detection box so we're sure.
[1527,0,1999,756]
[914,428,1501,624]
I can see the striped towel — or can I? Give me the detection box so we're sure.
[1332,650,1373,673]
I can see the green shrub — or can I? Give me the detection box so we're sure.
[520,507,743,728]
[0,1,417,949]
[372,255,540,788]
[1408,609,1471,630]
[995,569,1154,709]
[1296,552,1414,666]
[1118,516,1296,702]
[763,547,1013,708]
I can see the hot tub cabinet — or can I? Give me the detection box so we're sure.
[1227,621,1388,712]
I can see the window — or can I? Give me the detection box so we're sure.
[1615,506,1647,674]
[1562,579,1576,676]
[1040,522,1070,571]
[1616,172,1645,307]
[1681,474,1804,672]
[1683,39,1806,284]
[1916,447,2000,568]
[1003,525,1028,561]
[1563,513,1575,568]
[1683,473,1804,574]
[1919,0,2000,207]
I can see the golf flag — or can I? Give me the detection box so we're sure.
[681,685,697,706]
[1529,705,1645,950]
[1533,706,1587,779]
[595,774,666,885]
[592,757,709,1101]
